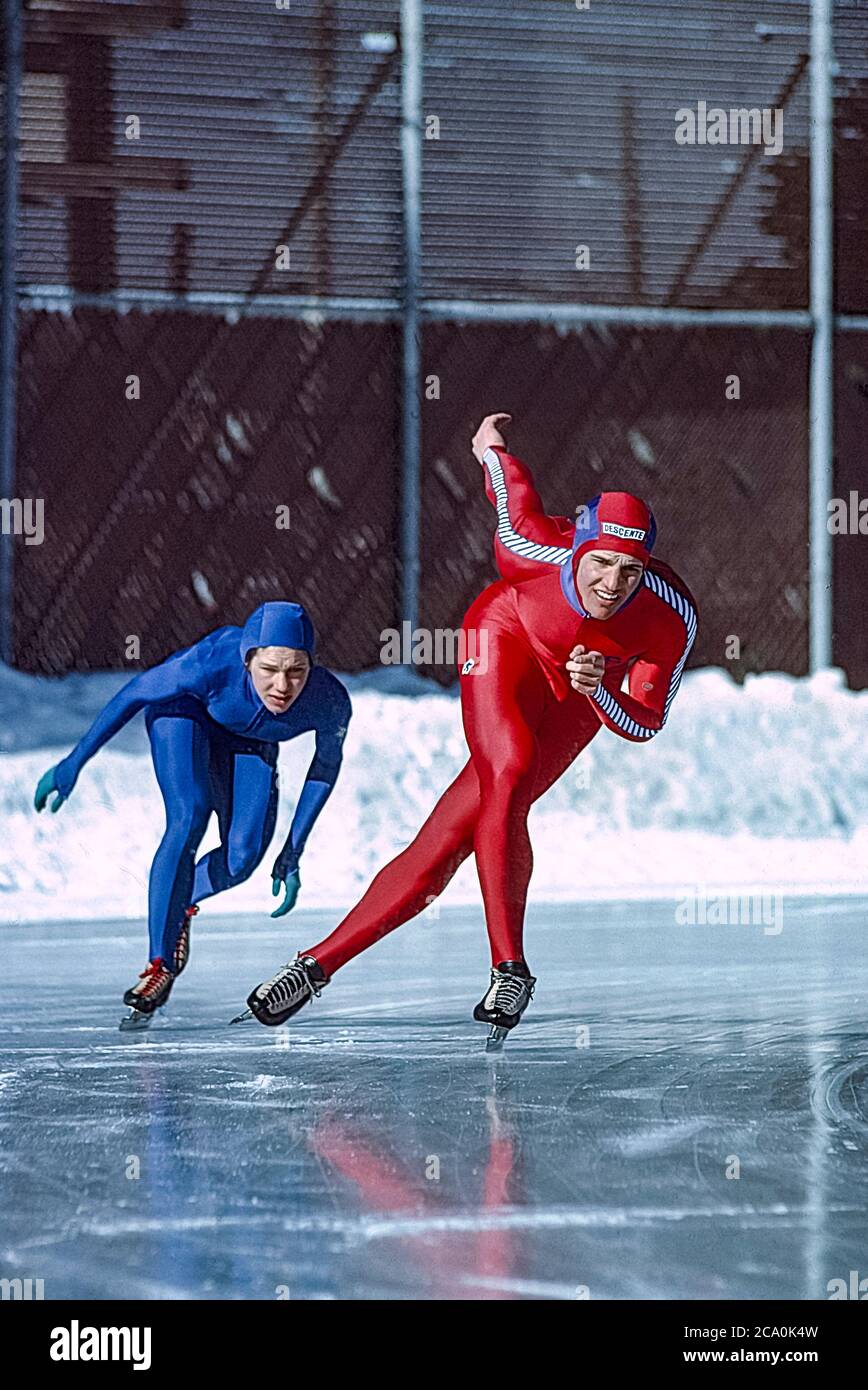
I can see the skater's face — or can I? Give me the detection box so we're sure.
[576,550,644,620]
[247,646,311,713]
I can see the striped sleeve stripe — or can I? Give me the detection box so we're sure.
[590,571,697,738]
[483,448,572,566]
[643,570,698,723]
[590,682,658,739]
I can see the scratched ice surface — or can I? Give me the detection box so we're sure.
[1,900,867,1301]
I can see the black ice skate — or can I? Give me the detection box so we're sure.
[473,961,536,1051]
[120,957,175,1031]
[230,954,328,1027]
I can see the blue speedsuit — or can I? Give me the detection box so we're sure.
[54,603,351,962]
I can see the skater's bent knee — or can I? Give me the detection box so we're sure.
[224,837,265,882]
[160,805,211,846]
[477,756,537,797]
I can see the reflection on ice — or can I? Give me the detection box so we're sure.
[2,899,867,1300]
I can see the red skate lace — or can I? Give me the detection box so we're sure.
[174,921,190,966]
[138,959,167,995]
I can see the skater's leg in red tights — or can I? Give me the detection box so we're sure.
[459,632,549,965]
[306,672,600,977]
[308,758,481,974]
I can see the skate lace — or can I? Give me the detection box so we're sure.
[264,957,321,1009]
[138,959,168,995]
[490,973,532,1012]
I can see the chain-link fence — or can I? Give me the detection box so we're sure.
[420,322,812,680]
[16,308,400,671]
[4,0,866,682]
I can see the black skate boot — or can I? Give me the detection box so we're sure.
[473,960,536,1051]
[231,954,328,1027]
[172,904,199,977]
[120,957,175,1031]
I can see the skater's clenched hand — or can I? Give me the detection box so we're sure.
[271,868,301,918]
[34,765,67,814]
[566,645,606,694]
[471,413,512,464]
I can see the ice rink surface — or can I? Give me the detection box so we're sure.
[2,897,867,1301]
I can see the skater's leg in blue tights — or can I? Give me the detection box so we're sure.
[190,744,278,903]
[147,713,213,962]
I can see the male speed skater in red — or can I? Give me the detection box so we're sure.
[237,414,698,1043]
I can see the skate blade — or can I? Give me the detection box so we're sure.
[485,1025,509,1052]
[229,1008,254,1025]
[119,1009,153,1032]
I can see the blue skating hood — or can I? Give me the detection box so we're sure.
[240,602,316,662]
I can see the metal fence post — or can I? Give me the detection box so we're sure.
[809,0,834,672]
[400,0,423,636]
[0,0,23,667]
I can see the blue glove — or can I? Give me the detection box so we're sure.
[34,765,68,814]
[271,868,301,919]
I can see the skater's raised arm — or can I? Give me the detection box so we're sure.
[471,414,574,586]
[34,642,210,811]
[269,677,352,917]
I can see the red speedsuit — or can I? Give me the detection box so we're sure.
[306,447,697,973]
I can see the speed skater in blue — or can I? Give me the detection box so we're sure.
[33,602,351,1030]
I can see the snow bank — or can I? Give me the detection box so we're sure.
[2,662,867,925]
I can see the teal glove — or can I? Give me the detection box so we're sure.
[271,868,301,919]
[34,766,68,814]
